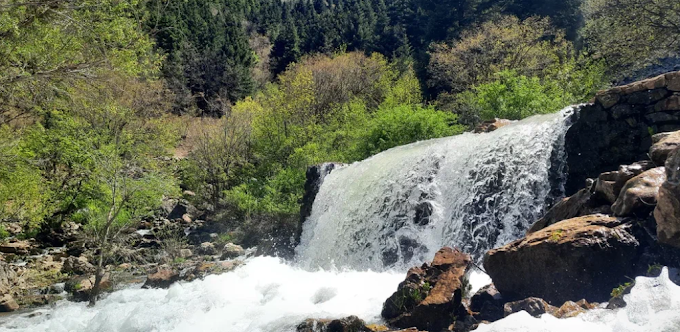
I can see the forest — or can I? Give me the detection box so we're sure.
[1,0,679,253]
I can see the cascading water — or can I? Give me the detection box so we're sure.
[3,106,679,332]
[296,107,575,270]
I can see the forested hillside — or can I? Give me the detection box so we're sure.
[1,0,679,273]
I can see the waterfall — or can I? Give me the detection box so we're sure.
[296,107,577,271]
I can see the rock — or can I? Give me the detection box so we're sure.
[527,187,601,234]
[381,247,471,331]
[197,242,217,256]
[474,118,513,133]
[655,147,680,248]
[0,294,19,312]
[596,91,620,109]
[3,223,22,235]
[181,214,193,224]
[594,161,656,203]
[0,262,18,295]
[485,215,640,304]
[179,249,193,258]
[65,274,112,302]
[61,256,95,275]
[470,284,504,322]
[167,199,199,221]
[0,240,32,255]
[183,190,196,197]
[612,167,666,216]
[650,131,680,165]
[298,163,343,245]
[503,297,557,318]
[552,300,594,318]
[654,94,680,112]
[142,265,180,289]
[296,316,370,332]
[221,243,245,259]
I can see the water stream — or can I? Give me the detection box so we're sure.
[2,107,679,332]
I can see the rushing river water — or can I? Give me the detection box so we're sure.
[2,107,679,332]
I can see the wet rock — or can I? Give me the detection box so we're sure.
[296,316,371,332]
[61,256,95,275]
[485,215,640,304]
[503,297,557,317]
[221,243,245,259]
[142,265,180,289]
[655,147,680,248]
[474,118,513,133]
[197,242,217,256]
[298,163,343,244]
[553,300,595,318]
[612,167,666,216]
[382,247,471,331]
[0,294,19,312]
[470,284,504,322]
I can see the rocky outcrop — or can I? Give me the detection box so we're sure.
[565,71,680,195]
[474,118,513,133]
[61,256,95,275]
[527,186,603,233]
[594,161,655,203]
[469,284,504,322]
[655,147,680,247]
[382,247,471,331]
[650,131,680,165]
[485,215,640,304]
[611,167,666,216]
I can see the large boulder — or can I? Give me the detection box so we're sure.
[469,284,504,322]
[221,243,245,259]
[381,247,471,331]
[0,240,34,255]
[650,131,680,165]
[484,215,640,304]
[655,147,680,247]
[612,167,666,216]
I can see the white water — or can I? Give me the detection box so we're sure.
[0,257,404,332]
[297,108,575,270]
[4,107,679,332]
[476,267,680,332]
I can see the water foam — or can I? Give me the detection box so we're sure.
[475,267,680,332]
[0,257,403,332]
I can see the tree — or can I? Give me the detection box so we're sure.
[581,0,680,76]
[427,16,572,95]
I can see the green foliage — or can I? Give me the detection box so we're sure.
[458,66,606,121]
[0,225,9,240]
[611,282,633,298]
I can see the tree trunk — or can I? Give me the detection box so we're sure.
[88,251,105,306]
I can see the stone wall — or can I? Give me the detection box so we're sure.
[565,71,680,195]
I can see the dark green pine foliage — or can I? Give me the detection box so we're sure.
[146,0,256,116]
[270,15,302,75]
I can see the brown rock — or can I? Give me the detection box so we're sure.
[221,243,245,259]
[655,147,680,248]
[65,274,112,302]
[665,72,680,91]
[503,297,557,317]
[595,161,656,204]
[296,316,371,332]
[474,119,513,133]
[485,215,640,304]
[612,167,666,216]
[143,265,180,289]
[650,131,680,165]
[0,294,19,312]
[0,240,32,255]
[596,91,620,109]
[382,247,471,331]
[553,300,590,318]
[197,242,217,256]
[61,256,95,275]
[527,187,601,234]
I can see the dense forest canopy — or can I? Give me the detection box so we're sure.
[1,0,679,252]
